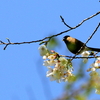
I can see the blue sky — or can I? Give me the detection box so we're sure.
[0,0,100,100]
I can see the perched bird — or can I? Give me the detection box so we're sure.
[63,35,100,54]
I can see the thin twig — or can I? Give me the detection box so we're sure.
[4,44,9,50]
[60,16,72,28]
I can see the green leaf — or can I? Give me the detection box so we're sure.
[47,37,58,49]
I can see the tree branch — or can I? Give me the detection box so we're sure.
[60,11,100,28]
[60,55,100,59]
[71,22,100,61]
[0,11,100,50]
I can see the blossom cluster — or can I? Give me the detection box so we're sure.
[88,57,100,94]
[87,57,100,72]
[38,45,100,94]
[81,51,100,94]
[38,45,74,83]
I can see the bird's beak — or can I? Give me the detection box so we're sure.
[62,38,64,41]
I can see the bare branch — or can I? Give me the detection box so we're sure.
[60,55,100,59]
[60,11,100,28]
[4,44,9,50]
[60,16,72,28]
[71,23,100,61]
[74,12,100,28]
[0,11,100,50]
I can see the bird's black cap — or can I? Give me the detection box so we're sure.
[63,35,70,41]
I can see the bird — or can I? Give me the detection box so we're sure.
[63,35,100,54]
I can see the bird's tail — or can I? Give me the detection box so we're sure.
[88,47,100,52]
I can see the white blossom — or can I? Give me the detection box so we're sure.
[46,67,53,77]
[81,51,90,63]
[81,51,90,57]
[38,45,48,56]
[91,62,99,68]
[97,57,100,60]
[59,57,68,67]
[43,60,56,66]
[48,55,56,60]
[43,55,47,59]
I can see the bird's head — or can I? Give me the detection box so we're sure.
[63,35,70,42]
